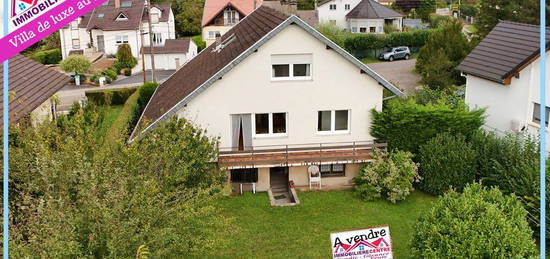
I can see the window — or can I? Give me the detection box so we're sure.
[72,39,80,49]
[116,13,128,21]
[150,13,159,24]
[152,33,162,46]
[318,110,349,133]
[115,35,129,44]
[370,27,376,33]
[345,4,350,10]
[70,20,78,30]
[329,4,336,10]
[224,9,239,25]
[230,168,258,183]
[271,54,312,80]
[208,30,221,39]
[253,113,287,136]
[533,103,550,127]
[121,1,132,7]
[97,13,104,18]
[320,164,345,177]
[359,27,367,33]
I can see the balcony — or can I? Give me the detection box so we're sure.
[218,141,387,169]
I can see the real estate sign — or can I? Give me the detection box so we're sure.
[330,225,393,259]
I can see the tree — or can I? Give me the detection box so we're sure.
[115,43,137,70]
[411,183,537,258]
[475,0,549,38]
[417,0,436,22]
[59,55,91,75]
[173,0,204,37]
[415,19,472,90]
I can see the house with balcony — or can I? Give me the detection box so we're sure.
[457,21,550,151]
[131,6,403,197]
[317,0,403,33]
[59,0,193,71]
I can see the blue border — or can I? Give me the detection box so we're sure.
[2,0,8,255]
[540,0,547,257]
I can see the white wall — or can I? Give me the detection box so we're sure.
[179,24,384,149]
[144,53,187,70]
[317,0,362,29]
[348,18,402,33]
[465,51,550,151]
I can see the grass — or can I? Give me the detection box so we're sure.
[103,91,140,144]
[211,190,435,258]
[362,53,419,64]
[94,105,123,141]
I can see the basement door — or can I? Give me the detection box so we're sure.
[231,114,252,151]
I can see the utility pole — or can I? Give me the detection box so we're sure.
[140,26,147,83]
[146,0,157,83]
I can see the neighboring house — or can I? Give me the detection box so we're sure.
[202,0,263,46]
[59,0,192,71]
[131,6,403,192]
[141,39,198,70]
[0,55,70,127]
[457,21,550,149]
[403,18,428,30]
[318,0,403,33]
[263,0,319,27]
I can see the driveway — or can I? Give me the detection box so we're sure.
[112,70,176,86]
[368,59,420,94]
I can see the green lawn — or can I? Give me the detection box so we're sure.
[94,105,123,141]
[212,190,435,258]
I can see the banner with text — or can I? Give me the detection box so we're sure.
[0,0,106,62]
[330,225,393,259]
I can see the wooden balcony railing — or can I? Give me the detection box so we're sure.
[218,141,387,169]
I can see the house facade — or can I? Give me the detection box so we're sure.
[317,0,403,33]
[142,39,198,70]
[59,0,190,71]
[458,21,550,150]
[132,7,403,193]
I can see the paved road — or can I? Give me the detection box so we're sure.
[368,59,420,95]
[112,70,176,86]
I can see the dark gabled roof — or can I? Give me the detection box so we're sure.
[81,0,171,31]
[458,21,550,84]
[130,6,403,141]
[0,55,70,126]
[346,0,404,19]
[142,39,192,54]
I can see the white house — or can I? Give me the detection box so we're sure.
[131,7,403,194]
[458,21,550,150]
[59,0,192,71]
[317,0,403,33]
[142,39,198,70]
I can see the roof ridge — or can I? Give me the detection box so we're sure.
[499,20,550,30]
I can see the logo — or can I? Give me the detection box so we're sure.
[330,226,393,259]
[11,0,40,18]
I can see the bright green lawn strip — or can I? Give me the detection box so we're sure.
[104,91,139,144]
[212,190,435,259]
[94,105,123,141]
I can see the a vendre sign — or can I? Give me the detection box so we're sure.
[330,225,393,259]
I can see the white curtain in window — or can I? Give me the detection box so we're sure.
[231,114,252,150]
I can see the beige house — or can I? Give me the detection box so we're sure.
[131,7,402,198]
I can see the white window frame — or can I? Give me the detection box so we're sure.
[317,110,350,135]
[252,112,288,138]
[329,4,336,10]
[115,35,129,44]
[152,32,163,46]
[208,30,221,39]
[271,63,312,81]
[345,4,350,10]
[351,27,357,33]
[72,39,80,49]
[70,20,78,30]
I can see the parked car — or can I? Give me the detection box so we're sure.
[379,46,411,61]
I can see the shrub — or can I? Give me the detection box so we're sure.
[86,88,136,106]
[59,55,91,75]
[342,29,435,58]
[31,49,62,64]
[413,87,463,108]
[417,0,436,22]
[191,35,206,52]
[411,183,537,258]
[128,82,159,132]
[115,43,137,69]
[383,24,399,34]
[370,98,485,154]
[428,14,453,28]
[354,149,420,203]
[317,22,353,48]
[123,68,132,76]
[418,133,476,195]
[101,69,117,81]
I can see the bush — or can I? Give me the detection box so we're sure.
[370,98,485,154]
[413,87,463,108]
[354,149,420,203]
[383,24,399,34]
[123,68,132,76]
[59,55,91,75]
[428,14,453,28]
[191,35,206,52]
[115,43,137,69]
[128,82,159,132]
[411,183,537,258]
[417,0,436,22]
[31,49,62,64]
[342,29,435,58]
[86,88,136,106]
[101,69,117,81]
[317,22,352,48]
[418,133,476,195]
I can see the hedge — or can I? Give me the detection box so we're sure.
[31,49,62,64]
[343,29,435,58]
[86,88,136,106]
[370,98,485,155]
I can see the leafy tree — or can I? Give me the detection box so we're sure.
[59,55,91,75]
[317,22,352,48]
[115,43,137,70]
[9,105,230,257]
[298,0,315,10]
[173,0,205,37]
[418,133,477,195]
[411,183,537,258]
[417,0,436,22]
[354,149,420,203]
[475,0,549,38]
[416,19,472,90]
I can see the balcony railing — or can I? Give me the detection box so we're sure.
[218,141,387,169]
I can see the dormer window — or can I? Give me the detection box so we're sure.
[121,1,132,7]
[97,13,105,18]
[116,13,128,21]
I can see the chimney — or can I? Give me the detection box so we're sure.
[280,0,297,15]
[215,32,222,47]
[254,0,257,9]
[115,0,120,8]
